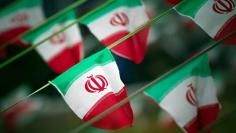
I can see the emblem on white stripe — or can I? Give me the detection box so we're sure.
[186,83,197,106]
[49,25,66,44]
[213,0,235,14]
[10,12,28,24]
[110,12,129,26]
[85,75,108,93]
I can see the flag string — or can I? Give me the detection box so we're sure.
[0,4,176,113]
[0,0,88,50]
[0,0,114,69]
[69,30,236,133]
[0,83,50,113]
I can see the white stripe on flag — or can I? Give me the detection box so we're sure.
[160,76,197,127]
[35,21,81,61]
[0,7,44,32]
[194,0,236,37]
[159,76,217,127]
[196,77,218,107]
[87,6,149,40]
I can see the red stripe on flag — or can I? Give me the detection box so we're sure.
[183,103,220,133]
[83,87,133,130]
[0,26,30,46]
[101,27,150,64]
[184,116,199,133]
[215,15,236,45]
[48,42,82,73]
[165,0,182,5]
[198,103,220,132]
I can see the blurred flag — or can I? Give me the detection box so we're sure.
[22,10,83,73]
[0,0,45,57]
[144,54,220,133]
[50,48,133,130]
[2,86,42,133]
[175,0,236,45]
[165,0,182,5]
[4,101,36,133]
[81,0,150,64]
[144,2,159,45]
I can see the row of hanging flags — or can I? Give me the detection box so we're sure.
[0,0,150,73]
[0,0,236,132]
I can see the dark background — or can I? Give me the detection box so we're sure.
[0,0,236,133]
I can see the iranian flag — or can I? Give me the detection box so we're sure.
[49,48,133,130]
[175,0,236,45]
[144,54,220,133]
[22,10,83,73]
[0,0,44,57]
[81,0,150,64]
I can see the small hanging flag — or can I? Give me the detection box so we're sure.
[81,0,150,64]
[175,0,236,45]
[144,53,220,133]
[50,48,133,130]
[0,0,45,57]
[22,10,83,73]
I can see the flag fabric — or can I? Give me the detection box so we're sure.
[50,48,133,130]
[175,0,236,45]
[144,54,220,133]
[81,0,150,64]
[165,0,182,5]
[22,10,83,73]
[0,0,45,57]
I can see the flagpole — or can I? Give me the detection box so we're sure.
[0,0,88,50]
[70,29,236,133]
[0,83,50,113]
[0,0,114,69]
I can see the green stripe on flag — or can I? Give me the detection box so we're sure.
[80,0,142,24]
[21,10,76,43]
[0,0,42,17]
[144,53,211,102]
[50,48,114,95]
[174,0,207,18]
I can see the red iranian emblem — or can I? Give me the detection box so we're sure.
[110,12,129,26]
[49,32,66,44]
[10,13,28,24]
[49,25,66,44]
[85,75,108,93]
[186,83,197,106]
[213,0,235,14]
